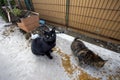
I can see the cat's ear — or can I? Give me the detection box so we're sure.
[52,27,56,32]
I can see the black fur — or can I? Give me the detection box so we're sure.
[31,27,56,59]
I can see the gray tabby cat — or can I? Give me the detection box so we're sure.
[71,37,107,68]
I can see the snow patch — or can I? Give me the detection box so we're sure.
[0,17,120,80]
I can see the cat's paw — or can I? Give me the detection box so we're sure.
[48,55,53,59]
[46,53,53,59]
[49,50,53,53]
[40,54,45,56]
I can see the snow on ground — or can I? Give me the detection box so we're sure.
[0,17,120,80]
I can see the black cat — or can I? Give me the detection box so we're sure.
[31,27,56,59]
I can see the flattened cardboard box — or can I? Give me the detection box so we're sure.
[17,12,39,32]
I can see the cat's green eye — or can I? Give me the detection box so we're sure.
[46,35,49,38]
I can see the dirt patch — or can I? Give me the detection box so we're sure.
[61,54,75,75]
[53,47,75,75]
[77,69,100,80]
[108,75,120,80]
[53,47,120,80]
[2,25,16,36]
[53,47,100,80]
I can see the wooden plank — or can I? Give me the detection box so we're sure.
[68,27,120,44]
[115,32,120,40]
[34,8,65,19]
[39,14,65,25]
[33,3,66,13]
[21,0,26,9]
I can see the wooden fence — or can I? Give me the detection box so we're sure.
[15,0,120,44]
[14,0,27,9]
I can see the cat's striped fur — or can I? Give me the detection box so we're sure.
[71,37,107,68]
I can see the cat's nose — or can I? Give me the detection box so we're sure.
[50,37,52,39]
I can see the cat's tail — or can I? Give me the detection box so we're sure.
[74,37,81,41]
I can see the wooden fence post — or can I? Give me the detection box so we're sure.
[65,0,70,26]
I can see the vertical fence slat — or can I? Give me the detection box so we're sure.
[103,0,119,37]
